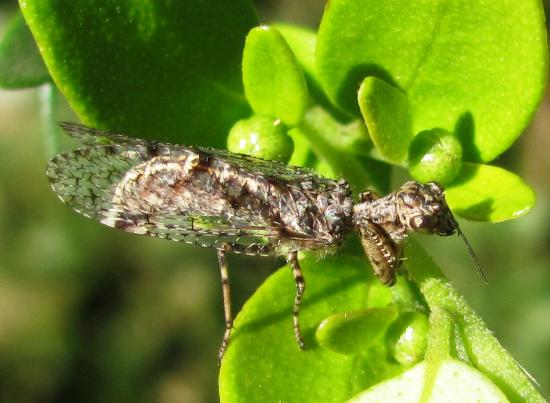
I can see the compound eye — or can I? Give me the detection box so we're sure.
[409,215,436,234]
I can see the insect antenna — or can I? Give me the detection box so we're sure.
[457,226,488,283]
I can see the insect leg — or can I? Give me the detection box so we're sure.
[357,222,401,286]
[217,249,233,365]
[287,251,306,350]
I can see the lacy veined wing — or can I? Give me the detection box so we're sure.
[47,123,342,256]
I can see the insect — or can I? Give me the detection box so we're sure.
[47,122,483,363]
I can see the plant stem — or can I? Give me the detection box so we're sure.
[294,107,375,192]
[40,82,58,158]
[420,306,452,403]
[405,239,544,402]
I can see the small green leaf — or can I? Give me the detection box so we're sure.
[20,0,258,146]
[0,11,50,88]
[445,163,536,222]
[273,24,317,85]
[347,359,510,403]
[316,306,398,355]
[275,23,345,118]
[243,26,308,126]
[358,76,413,164]
[386,311,429,366]
[227,115,294,163]
[219,255,404,402]
[317,0,548,162]
[408,128,463,186]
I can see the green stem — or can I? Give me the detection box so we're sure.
[40,82,58,157]
[420,306,452,403]
[294,107,374,192]
[303,106,372,153]
[405,239,544,402]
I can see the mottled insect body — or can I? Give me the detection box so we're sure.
[351,182,458,285]
[47,123,472,363]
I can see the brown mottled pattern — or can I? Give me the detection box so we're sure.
[48,123,355,257]
[352,181,457,284]
[48,123,459,281]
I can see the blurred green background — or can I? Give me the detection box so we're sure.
[0,1,549,402]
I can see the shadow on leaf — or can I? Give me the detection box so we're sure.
[338,63,400,115]
[455,111,482,162]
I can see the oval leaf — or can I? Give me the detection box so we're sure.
[275,23,344,118]
[445,163,535,222]
[386,311,430,366]
[0,11,50,88]
[243,26,308,126]
[358,76,413,163]
[347,359,510,403]
[273,24,317,84]
[317,0,548,162]
[219,255,405,403]
[20,0,258,146]
[316,306,398,355]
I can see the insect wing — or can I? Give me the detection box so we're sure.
[47,142,150,220]
[59,122,152,146]
[48,124,334,255]
[58,122,339,192]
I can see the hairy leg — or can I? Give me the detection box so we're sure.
[287,251,306,349]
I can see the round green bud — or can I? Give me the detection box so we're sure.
[408,128,463,186]
[227,115,294,163]
[386,311,429,366]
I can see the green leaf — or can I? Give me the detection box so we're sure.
[219,255,404,403]
[273,24,317,86]
[0,11,50,88]
[19,0,258,146]
[445,163,536,222]
[316,0,548,162]
[408,128,463,186]
[274,23,346,119]
[347,359,510,403]
[316,306,398,355]
[242,26,308,126]
[386,311,430,367]
[358,76,413,164]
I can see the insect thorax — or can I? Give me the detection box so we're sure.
[350,181,459,285]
